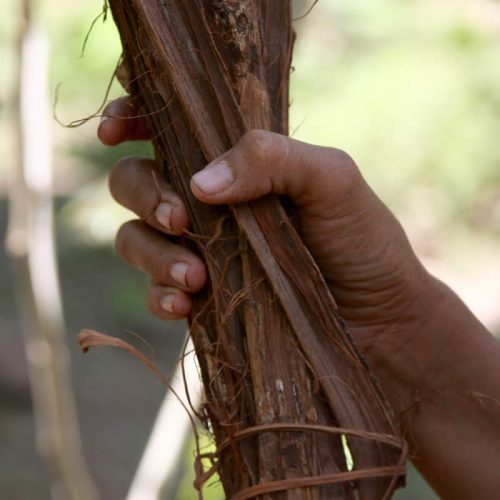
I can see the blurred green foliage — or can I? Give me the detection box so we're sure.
[38,0,500,258]
[291,0,500,241]
[11,0,495,252]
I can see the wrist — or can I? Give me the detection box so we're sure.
[357,272,461,411]
[364,271,497,417]
[364,273,500,498]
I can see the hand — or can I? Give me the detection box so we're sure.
[98,96,433,372]
[99,96,500,499]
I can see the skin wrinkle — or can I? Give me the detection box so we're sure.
[299,198,382,249]
[293,152,360,213]
[362,281,488,414]
[271,133,295,195]
[117,220,205,292]
[111,157,189,233]
[333,260,429,320]
[101,73,500,497]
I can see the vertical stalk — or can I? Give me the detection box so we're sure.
[126,336,203,500]
[5,1,98,499]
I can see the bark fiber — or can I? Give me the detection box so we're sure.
[107,1,406,498]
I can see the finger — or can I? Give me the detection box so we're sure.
[115,220,207,292]
[147,284,192,320]
[98,96,152,146]
[109,157,190,235]
[190,130,363,216]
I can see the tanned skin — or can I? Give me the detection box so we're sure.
[98,96,500,499]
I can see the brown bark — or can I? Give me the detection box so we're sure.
[107,1,406,498]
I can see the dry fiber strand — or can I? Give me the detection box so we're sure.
[101,1,407,498]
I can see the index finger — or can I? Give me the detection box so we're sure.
[98,96,153,146]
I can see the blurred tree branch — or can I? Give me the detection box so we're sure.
[126,336,203,500]
[5,1,98,498]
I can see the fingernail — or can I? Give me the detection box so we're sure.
[171,262,189,286]
[160,294,176,314]
[191,161,233,195]
[155,202,172,230]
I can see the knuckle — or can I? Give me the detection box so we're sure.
[325,147,362,187]
[239,129,277,165]
[109,157,158,218]
[114,221,136,261]
[328,147,356,170]
[108,156,136,199]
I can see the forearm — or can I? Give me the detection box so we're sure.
[374,276,500,499]
[100,103,499,497]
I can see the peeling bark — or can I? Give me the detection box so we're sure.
[106,1,406,498]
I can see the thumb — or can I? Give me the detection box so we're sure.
[190,130,361,214]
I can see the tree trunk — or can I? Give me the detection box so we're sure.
[106,1,406,498]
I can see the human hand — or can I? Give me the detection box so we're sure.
[98,96,433,368]
[99,96,500,500]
